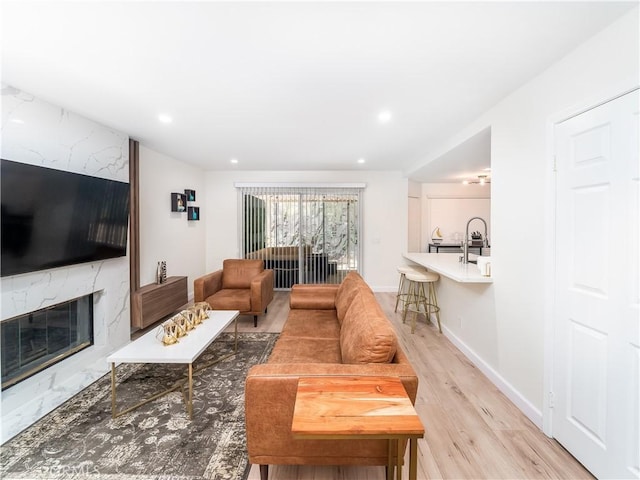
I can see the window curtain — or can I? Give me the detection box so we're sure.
[236,184,364,289]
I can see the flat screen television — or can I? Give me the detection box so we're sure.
[1,159,130,277]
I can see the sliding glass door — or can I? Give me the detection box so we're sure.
[238,185,363,289]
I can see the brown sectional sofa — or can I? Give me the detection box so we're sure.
[245,272,419,479]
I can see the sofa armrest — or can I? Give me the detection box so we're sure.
[250,269,274,312]
[289,284,339,310]
[193,270,223,303]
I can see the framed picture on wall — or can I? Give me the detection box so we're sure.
[188,206,200,221]
[185,189,196,202]
[171,193,187,212]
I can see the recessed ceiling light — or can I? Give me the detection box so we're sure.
[357,158,366,164]
[10,118,24,124]
[158,114,172,124]
[377,110,392,123]
[484,167,492,171]
[230,158,239,164]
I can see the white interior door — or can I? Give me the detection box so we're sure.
[553,89,639,479]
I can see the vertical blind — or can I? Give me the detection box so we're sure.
[236,184,364,289]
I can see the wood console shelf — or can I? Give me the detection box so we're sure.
[132,276,188,330]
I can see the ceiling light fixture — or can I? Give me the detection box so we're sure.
[377,110,392,123]
[462,175,491,185]
[230,158,239,164]
[158,114,172,124]
[357,158,366,164]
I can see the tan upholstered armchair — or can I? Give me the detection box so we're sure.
[194,259,274,327]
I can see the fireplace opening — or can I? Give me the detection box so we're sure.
[1,294,94,390]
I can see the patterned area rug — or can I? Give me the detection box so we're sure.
[1,332,278,480]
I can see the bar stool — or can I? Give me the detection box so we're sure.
[395,265,419,313]
[402,270,442,334]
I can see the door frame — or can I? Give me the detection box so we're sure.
[542,81,639,437]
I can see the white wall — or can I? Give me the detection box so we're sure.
[407,180,422,252]
[411,8,639,426]
[138,146,207,298]
[0,87,130,442]
[407,180,422,198]
[205,170,407,291]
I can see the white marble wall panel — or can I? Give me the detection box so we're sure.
[0,85,130,442]
[1,85,128,182]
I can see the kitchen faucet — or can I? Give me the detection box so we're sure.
[462,216,488,264]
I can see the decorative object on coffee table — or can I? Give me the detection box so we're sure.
[156,320,181,346]
[156,307,208,346]
[191,302,210,324]
[179,309,198,330]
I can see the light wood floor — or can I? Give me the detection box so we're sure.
[234,292,593,480]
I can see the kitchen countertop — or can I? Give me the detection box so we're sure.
[403,252,493,284]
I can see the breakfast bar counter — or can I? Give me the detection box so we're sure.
[404,252,493,284]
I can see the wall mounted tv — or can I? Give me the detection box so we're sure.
[1,159,130,277]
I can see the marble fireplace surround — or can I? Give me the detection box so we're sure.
[1,85,130,442]
[2,293,95,390]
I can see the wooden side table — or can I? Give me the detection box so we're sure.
[291,376,424,480]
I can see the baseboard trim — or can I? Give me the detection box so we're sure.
[442,324,543,429]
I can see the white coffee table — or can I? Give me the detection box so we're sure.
[107,309,239,419]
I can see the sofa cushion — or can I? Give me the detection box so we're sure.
[340,290,397,364]
[280,309,340,339]
[222,259,264,289]
[268,337,342,364]
[335,272,371,324]
[206,289,251,312]
[289,284,338,310]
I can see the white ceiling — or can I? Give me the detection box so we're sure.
[1,1,635,181]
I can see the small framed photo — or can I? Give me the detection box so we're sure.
[185,189,196,202]
[188,206,200,221]
[171,193,187,212]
